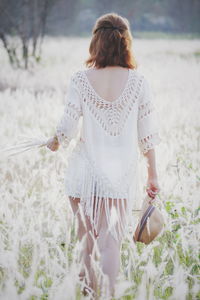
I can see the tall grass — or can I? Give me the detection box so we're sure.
[0,37,199,299]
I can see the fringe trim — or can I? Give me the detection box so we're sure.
[66,139,137,243]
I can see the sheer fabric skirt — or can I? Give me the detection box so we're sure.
[64,140,137,243]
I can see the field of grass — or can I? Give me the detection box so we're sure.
[0,37,199,299]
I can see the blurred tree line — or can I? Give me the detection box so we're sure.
[0,0,55,68]
[44,0,200,35]
[0,0,199,69]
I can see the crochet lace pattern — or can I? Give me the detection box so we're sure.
[56,79,82,147]
[71,69,143,136]
[59,69,160,153]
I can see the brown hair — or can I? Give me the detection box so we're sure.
[85,12,138,69]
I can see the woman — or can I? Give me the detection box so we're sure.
[47,12,161,298]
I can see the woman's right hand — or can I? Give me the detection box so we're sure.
[46,136,60,152]
[146,177,160,204]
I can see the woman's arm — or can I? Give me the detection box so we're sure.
[144,148,157,179]
[143,148,160,202]
[47,73,82,152]
[137,77,161,203]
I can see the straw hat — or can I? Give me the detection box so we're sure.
[133,195,165,244]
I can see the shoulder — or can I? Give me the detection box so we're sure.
[69,69,87,88]
[130,69,148,99]
[67,69,84,91]
[130,70,154,106]
[70,69,86,80]
[133,69,153,96]
[130,68,145,82]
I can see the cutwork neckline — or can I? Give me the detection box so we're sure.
[83,68,131,104]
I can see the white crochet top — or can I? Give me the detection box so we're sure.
[55,68,161,242]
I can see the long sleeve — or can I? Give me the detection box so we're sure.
[55,74,82,148]
[137,77,161,154]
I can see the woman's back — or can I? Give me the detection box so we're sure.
[85,66,130,103]
[55,65,160,240]
[55,66,160,192]
[74,67,141,198]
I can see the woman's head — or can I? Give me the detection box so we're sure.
[85,12,137,69]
